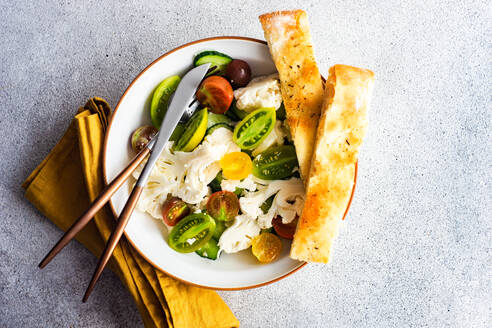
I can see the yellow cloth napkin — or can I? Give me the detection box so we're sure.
[22,98,239,328]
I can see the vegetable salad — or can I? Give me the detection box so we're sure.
[130,50,305,263]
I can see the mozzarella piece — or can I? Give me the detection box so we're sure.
[252,120,287,156]
[134,128,240,218]
[233,74,282,112]
[218,215,261,253]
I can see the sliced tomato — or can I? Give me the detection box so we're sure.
[131,125,157,153]
[233,107,276,149]
[272,216,298,240]
[252,145,298,180]
[251,232,282,263]
[168,213,216,253]
[219,152,252,180]
[206,191,239,221]
[196,76,233,114]
[162,197,190,226]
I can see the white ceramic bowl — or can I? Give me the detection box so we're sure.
[103,37,356,290]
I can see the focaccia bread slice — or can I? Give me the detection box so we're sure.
[259,10,324,182]
[290,64,375,263]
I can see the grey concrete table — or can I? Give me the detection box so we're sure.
[1,1,490,327]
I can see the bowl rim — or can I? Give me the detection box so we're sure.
[102,36,358,291]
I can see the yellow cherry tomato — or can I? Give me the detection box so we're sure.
[251,232,282,263]
[219,152,252,180]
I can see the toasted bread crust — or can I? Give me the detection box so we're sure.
[290,65,375,263]
[259,10,324,182]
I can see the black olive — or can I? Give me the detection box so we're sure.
[225,59,252,88]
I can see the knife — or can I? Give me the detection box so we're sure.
[82,63,211,302]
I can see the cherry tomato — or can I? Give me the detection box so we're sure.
[233,107,276,150]
[168,213,216,253]
[206,191,239,222]
[162,197,190,226]
[251,233,282,263]
[252,145,297,180]
[225,59,252,88]
[219,152,252,180]
[131,125,158,152]
[196,76,233,114]
[272,216,298,240]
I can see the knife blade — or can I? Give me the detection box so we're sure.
[135,63,210,187]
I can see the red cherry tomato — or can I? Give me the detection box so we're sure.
[196,76,234,114]
[162,197,190,226]
[206,191,239,221]
[272,216,298,240]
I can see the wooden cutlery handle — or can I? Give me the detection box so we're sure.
[82,184,144,302]
[38,147,150,269]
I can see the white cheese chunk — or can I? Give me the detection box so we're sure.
[233,74,282,112]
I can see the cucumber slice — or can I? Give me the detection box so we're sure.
[194,50,232,75]
[225,107,239,121]
[150,75,181,128]
[233,107,276,149]
[195,238,220,260]
[230,100,249,120]
[174,108,208,152]
[207,112,233,129]
[206,123,233,136]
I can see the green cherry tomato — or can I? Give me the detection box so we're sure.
[233,107,276,149]
[252,145,298,180]
[169,123,185,142]
[168,213,216,253]
[150,75,181,128]
[206,191,239,222]
[174,108,208,152]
